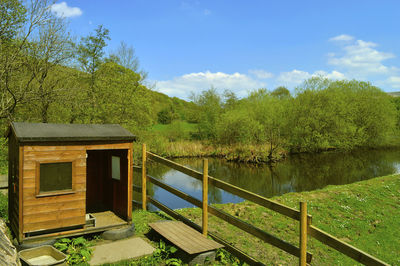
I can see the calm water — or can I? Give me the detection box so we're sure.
[134,148,400,209]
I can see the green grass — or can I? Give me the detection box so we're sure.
[176,174,400,265]
[0,192,7,220]
[127,174,399,265]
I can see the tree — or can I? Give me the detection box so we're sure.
[77,25,110,122]
[222,89,238,110]
[287,77,397,152]
[157,107,175,124]
[95,62,153,130]
[0,0,26,41]
[0,0,53,121]
[271,86,291,99]
[107,41,148,82]
[26,15,74,123]
[191,88,222,140]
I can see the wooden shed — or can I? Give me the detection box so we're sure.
[6,122,135,243]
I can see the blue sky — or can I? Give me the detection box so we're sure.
[52,0,400,100]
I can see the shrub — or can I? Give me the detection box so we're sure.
[0,193,7,220]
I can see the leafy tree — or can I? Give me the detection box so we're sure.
[222,89,238,110]
[0,0,53,121]
[216,108,262,144]
[0,0,26,41]
[157,107,176,124]
[95,62,152,130]
[77,25,110,122]
[107,41,148,82]
[26,15,74,123]
[271,86,291,99]
[287,77,397,151]
[191,88,222,140]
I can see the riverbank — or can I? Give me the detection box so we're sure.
[133,134,400,165]
[132,174,399,265]
[133,140,287,164]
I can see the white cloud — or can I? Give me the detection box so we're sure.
[249,69,274,79]
[386,76,400,89]
[155,71,266,99]
[314,70,346,80]
[277,69,345,87]
[328,39,396,77]
[277,70,311,87]
[329,34,354,42]
[51,2,82,18]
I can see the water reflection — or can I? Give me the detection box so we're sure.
[135,148,400,209]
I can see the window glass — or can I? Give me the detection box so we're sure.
[112,156,120,180]
[40,162,72,193]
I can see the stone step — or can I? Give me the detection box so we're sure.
[89,237,155,265]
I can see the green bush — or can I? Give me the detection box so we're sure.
[54,237,92,264]
[216,109,263,144]
[0,137,7,175]
[0,193,8,220]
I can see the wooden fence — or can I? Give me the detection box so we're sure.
[137,144,388,265]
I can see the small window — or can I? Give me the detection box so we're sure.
[39,162,72,193]
[111,156,120,180]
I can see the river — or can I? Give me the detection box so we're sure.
[136,148,400,209]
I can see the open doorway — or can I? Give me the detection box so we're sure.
[86,149,129,226]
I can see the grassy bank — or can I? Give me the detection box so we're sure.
[133,140,286,165]
[131,174,400,265]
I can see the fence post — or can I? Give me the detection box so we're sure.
[202,159,208,236]
[142,144,147,211]
[299,201,307,266]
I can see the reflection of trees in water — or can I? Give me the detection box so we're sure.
[140,149,400,205]
[285,149,399,193]
[175,149,400,198]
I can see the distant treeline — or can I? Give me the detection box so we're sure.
[185,77,399,156]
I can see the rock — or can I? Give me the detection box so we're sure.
[176,250,217,265]
[0,219,20,266]
[101,223,135,241]
[17,239,57,251]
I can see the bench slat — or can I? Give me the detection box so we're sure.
[149,221,223,254]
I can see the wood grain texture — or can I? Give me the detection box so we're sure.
[149,221,223,254]
[299,202,307,266]
[22,146,87,234]
[142,144,147,211]
[19,141,133,236]
[127,143,133,221]
[147,197,261,265]
[202,159,208,236]
[18,145,23,241]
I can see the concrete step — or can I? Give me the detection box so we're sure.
[89,237,155,265]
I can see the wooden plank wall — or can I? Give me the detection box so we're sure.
[22,145,87,233]
[21,142,132,235]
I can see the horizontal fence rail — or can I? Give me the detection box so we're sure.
[140,147,389,266]
[147,175,312,262]
[146,152,310,222]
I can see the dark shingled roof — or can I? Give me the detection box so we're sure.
[9,122,136,143]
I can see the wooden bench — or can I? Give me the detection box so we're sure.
[149,221,223,264]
